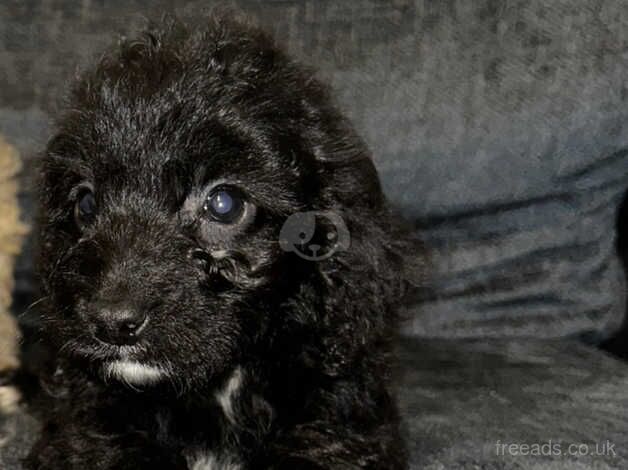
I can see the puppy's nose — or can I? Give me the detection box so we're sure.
[94,303,147,346]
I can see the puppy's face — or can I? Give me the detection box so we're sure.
[38,19,394,391]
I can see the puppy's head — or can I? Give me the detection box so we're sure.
[38,16,416,391]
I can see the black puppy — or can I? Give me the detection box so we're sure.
[27,14,417,470]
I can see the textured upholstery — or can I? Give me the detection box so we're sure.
[398,337,628,469]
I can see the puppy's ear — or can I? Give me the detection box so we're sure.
[310,201,423,376]
[298,109,424,376]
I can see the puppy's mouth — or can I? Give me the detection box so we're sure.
[63,336,148,362]
[63,338,170,386]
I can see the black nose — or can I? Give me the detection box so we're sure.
[93,304,147,346]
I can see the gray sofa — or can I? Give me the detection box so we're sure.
[2,1,628,468]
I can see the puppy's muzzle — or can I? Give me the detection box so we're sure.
[70,205,197,348]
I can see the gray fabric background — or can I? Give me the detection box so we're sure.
[397,337,628,469]
[3,1,628,338]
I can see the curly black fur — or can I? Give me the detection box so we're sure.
[26,13,419,470]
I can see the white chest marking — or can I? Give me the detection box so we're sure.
[215,367,242,424]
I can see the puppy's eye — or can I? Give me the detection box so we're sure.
[203,187,245,223]
[74,189,97,229]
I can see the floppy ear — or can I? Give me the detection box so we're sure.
[292,107,423,376]
[312,187,423,377]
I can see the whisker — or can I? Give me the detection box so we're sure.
[17,295,50,318]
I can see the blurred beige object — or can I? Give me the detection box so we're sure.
[0,135,27,402]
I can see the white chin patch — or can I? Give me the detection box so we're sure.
[104,360,165,385]
[190,452,241,470]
